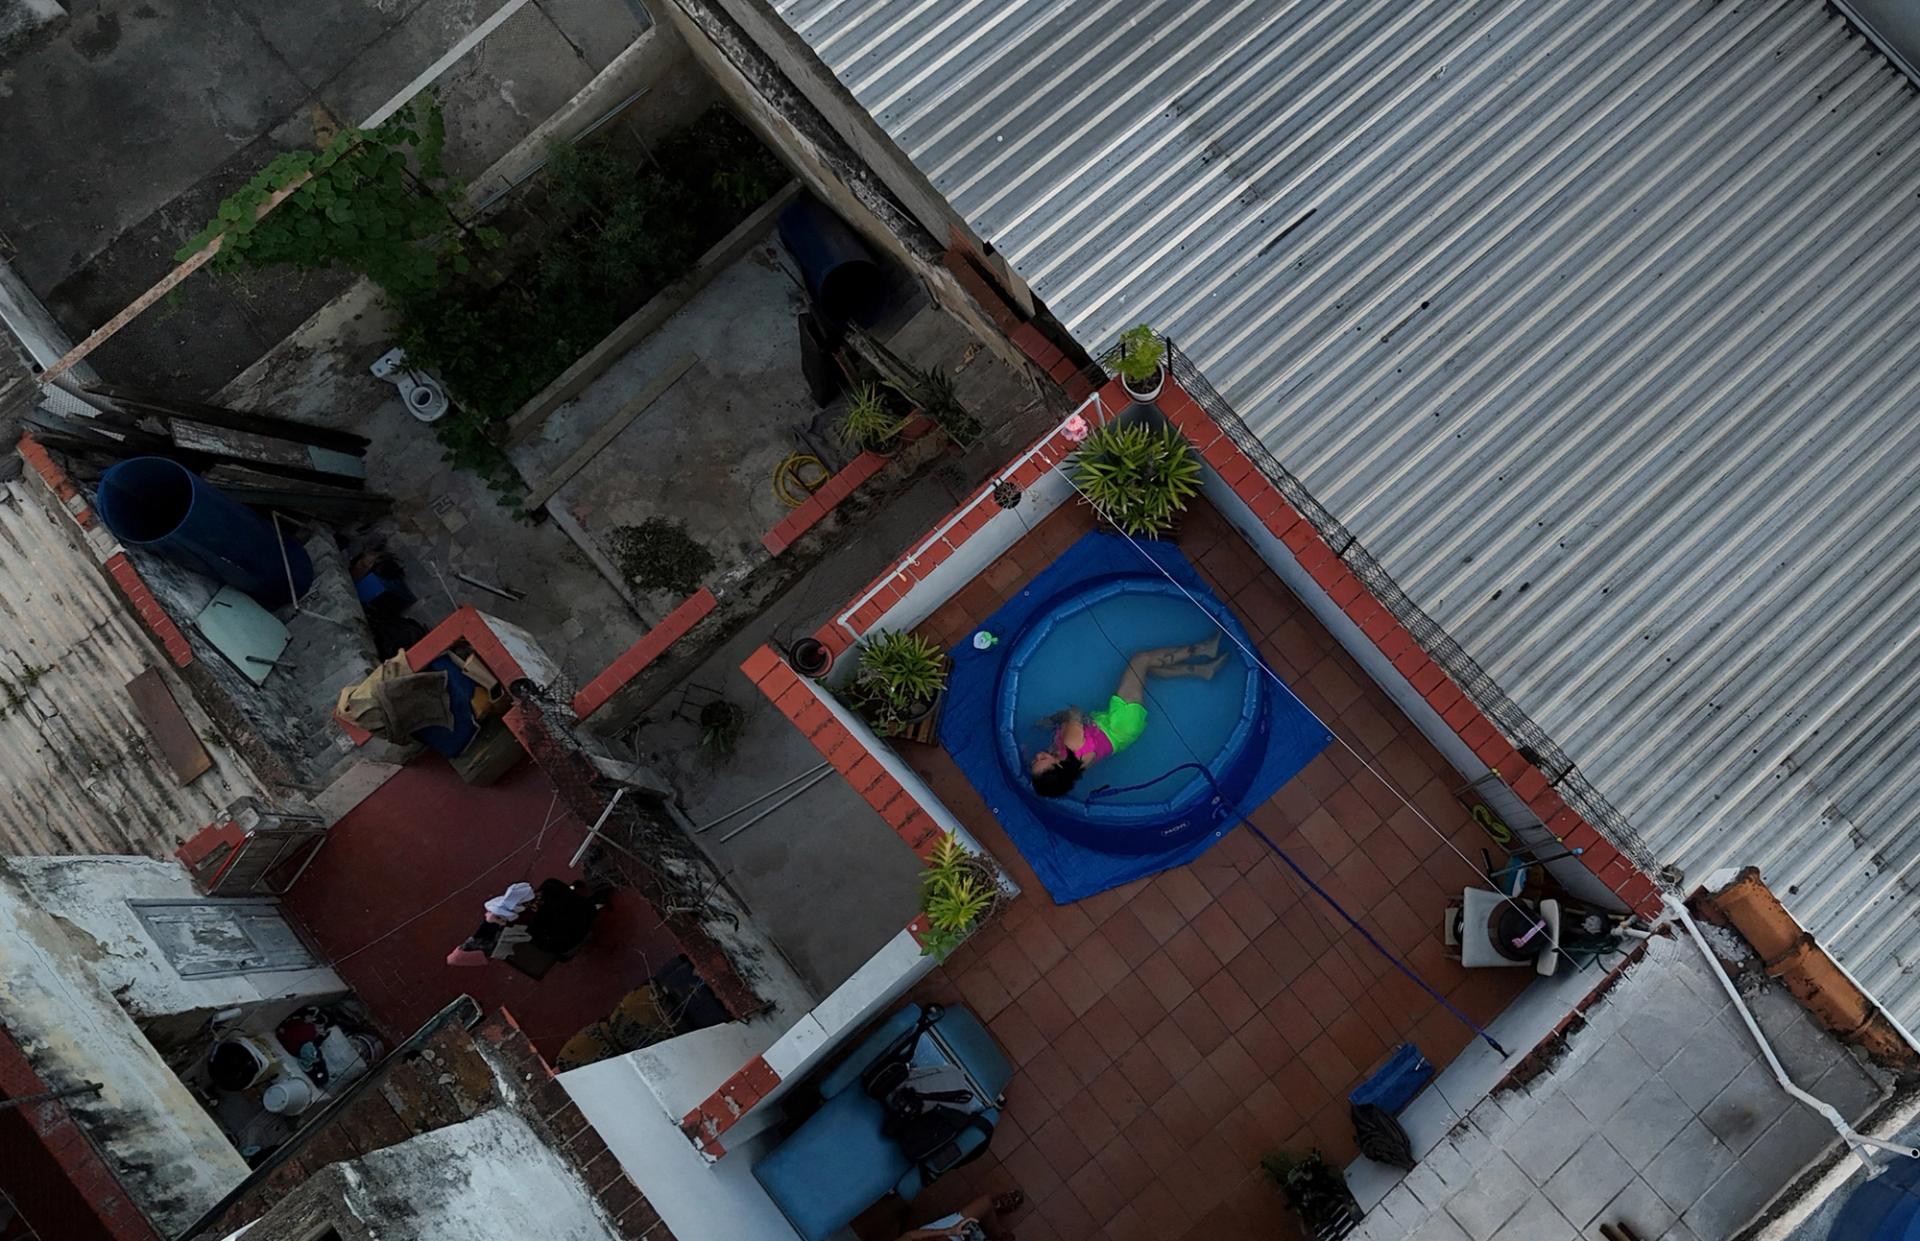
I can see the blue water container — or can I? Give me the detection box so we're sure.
[96,457,313,608]
[777,194,887,327]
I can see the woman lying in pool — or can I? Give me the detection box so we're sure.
[1028,636,1226,799]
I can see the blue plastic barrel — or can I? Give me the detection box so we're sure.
[777,194,888,327]
[96,457,313,608]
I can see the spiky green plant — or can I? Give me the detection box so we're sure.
[887,365,981,446]
[1115,323,1166,386]
[918,834,996,961]
[853,630,948,734]
[835,382,904,451]
[1072,421,1201,537]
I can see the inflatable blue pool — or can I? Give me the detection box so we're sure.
[996,574,1270,854]
[938,532,1330,902]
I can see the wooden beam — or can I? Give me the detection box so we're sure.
[126,668,213,785]
[520,353,698,510]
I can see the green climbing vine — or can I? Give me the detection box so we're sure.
[177,95,496,304]
[183,99,787,500]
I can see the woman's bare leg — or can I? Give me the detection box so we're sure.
[1116,637,1223,699]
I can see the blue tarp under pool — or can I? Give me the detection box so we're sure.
[938,531,1332,903]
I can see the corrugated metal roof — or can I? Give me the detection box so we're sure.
[0,478,262,855]
[775,1,1920,1016]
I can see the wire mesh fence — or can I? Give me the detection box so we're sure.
[1073,336,1671,883]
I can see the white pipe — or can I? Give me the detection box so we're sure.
[567,786,627,869]
[1665,895,1920,1171]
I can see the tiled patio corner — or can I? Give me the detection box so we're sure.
[849,496,1534,1241]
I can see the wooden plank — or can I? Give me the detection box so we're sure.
[126,668,213,785]
[87,385,373,452]
[520,352,699,509]
[170,419,365,479]
[170,419,313,470]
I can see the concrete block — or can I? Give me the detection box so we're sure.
[1540,1136,1635,1230]
[1507,1090,1594,1186]
[1700,1059,1795,1156]
[1589,1175,1679,1241]
[1442,1151,1533,1241]
[1641,1118,1737,1216]
[1560,1036,1652,1126]
[1605,1075,1694,1171]
[1659,1016,1752,1113]
[1680,1161,1765,1241]
[1489,1194,1578,1241]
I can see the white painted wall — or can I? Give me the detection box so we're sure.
[563,1053,804,1241]
[334,1107,622,1239]
[0,861,250,1233]
[1197,463,1624,911]
[5,855,347,1020]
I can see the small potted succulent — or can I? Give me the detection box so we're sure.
[917,834,1000,961]
[836,382,907,455]
[851,629,948,736]
[1115,323,1168,401]
[1072,420,1201,537]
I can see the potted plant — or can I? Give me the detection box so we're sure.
[1072,421,1201,537]
[917,834,999,961]
[698,699,745,757]
[1261,1150,1362,1239]
[836,382,906,455]
[888,365,982,448]
[851,629,948,736]
[1115,323,1168,401]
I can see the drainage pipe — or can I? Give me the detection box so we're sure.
[1665,895,1919,1170]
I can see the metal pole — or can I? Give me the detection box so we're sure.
[718,768,835,843]
[0,1082,101,1110]
[694,762,831,834]
[568,787,627,869]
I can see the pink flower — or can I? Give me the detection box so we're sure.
[1062,414,1090,443]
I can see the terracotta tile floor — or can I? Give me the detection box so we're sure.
[850,497,1532,1241]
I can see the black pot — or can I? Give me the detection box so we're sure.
[787,638,832,678]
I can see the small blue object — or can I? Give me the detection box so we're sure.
[414,654,480,758]
[938,532,1332,902]
[1348,1043,1435,1115]
[354,571,412,608]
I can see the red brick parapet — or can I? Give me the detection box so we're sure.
[741,646,945,862]
[18,432,192,667]
[0,1021,162,1240]
[572,588,719,720]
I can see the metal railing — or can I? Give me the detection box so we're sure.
[1102,335,1667,882]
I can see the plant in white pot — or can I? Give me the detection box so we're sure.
[1115,323,1168,401]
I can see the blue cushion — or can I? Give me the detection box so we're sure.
[753,1088,906,1241]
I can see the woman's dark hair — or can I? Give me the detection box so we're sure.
[1030,753,1084,798]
